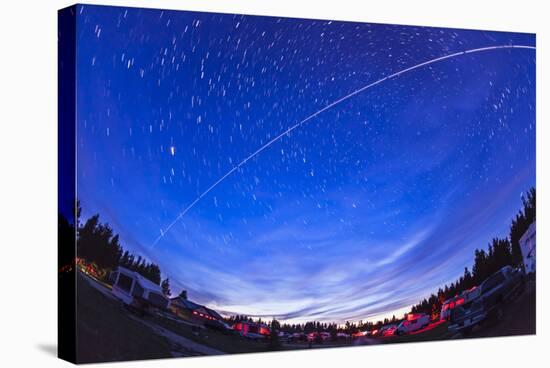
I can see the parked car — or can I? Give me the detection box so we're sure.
[376,324,397,337]
[278,331,290,339]
[287,333,308,343]
[440,286,480,321]
[307,331,331,342]
[397,313,430,335]
[352,330,366,339]
[336,332,351,340]
[383,324,398,336]
[449,266,524,334]
[233,321,271,340]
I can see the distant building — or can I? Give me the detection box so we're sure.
[519,221,536,274]
[205,307,223,321]
[169,296,222,323]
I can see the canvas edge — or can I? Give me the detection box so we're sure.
[58,4,78,364]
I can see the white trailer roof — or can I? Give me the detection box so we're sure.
[117,266,163,294]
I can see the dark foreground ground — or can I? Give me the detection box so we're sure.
[76,273,173,363]
[459,277,535,339]
[76,272,268,363]
[76,272,535,363]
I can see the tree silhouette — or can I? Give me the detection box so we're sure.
[74,206,163,285]
[269,319,281,350]
[77,215,122,270]
[58,213,75,268]
[177,290,188,300]
[161,278,171,297]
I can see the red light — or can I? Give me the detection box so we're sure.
[455,297,465,306]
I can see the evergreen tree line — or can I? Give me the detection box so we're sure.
[60,202,171,292]
[410,187,535,318]
[225,314,401,335]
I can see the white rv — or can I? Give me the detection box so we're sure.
[396,313,430,335]
[110,267,170,313]
[519,222,536,274]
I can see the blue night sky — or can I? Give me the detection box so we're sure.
[75,4,535,323]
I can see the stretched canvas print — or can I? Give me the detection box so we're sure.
[58,3,536,364]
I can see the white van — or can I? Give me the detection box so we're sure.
[396,313,430,335]
[110,267,170,313]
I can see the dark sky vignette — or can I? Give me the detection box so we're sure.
[75,4,535,323]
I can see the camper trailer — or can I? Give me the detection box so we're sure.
[519,222,536,274]
[110,267,170,313]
